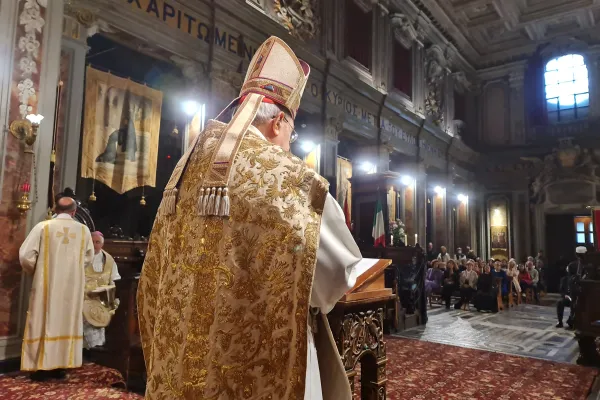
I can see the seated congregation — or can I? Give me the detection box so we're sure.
[425,247,542,313]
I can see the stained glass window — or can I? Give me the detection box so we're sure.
[545,54,589,123]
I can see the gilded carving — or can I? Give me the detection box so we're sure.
[521,138,600,204]
[425,45,448,127]
[274,0,319,40]
[335,308,386,370]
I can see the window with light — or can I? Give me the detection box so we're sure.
[545,54,589,123]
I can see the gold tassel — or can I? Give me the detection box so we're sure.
[198,188,205,215]
[207,187,216,215]
[201,187,210,215]
[220,188,230,217]
[213,188,222,216]
[162,188,178,216]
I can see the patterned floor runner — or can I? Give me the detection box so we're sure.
[0,363,142,399]
[355,336,598,399]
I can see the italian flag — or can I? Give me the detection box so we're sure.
[372,198,385,247]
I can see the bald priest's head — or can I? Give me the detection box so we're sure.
[55,197,77,217]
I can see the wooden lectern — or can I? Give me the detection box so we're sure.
[328,258,395,400]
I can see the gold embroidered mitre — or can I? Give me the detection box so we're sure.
[161,36,310,218]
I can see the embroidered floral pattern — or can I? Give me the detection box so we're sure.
[17,0,44,118]
[138,121,328,399]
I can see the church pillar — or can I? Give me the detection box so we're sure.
[412,45,426,117]
[60,17,90,192]
[478,193,488,258]
[0,0,64,360]
[415,164,427,248]
[508,64,526,145]
[322,117,342,196]
[534,204,546,257]
[586,49,600,119]
[372,3,390,92]
[511,191,522,261]
[432,184,447,251]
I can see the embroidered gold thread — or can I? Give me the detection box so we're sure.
[38,224,50,369]
[23,335,83,344]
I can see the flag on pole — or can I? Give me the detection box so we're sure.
[372,198,385,247]
[343,194,351,231]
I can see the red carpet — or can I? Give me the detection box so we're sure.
[355,337,598,400]
[0,363,142,399]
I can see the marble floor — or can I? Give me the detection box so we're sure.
[393,297,579,364]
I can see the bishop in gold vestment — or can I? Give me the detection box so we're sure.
[138,36,375,399]
[19,197,94,375]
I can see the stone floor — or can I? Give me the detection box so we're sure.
[392,296,580,364]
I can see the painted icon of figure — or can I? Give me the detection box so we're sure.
[96,116,137,163]
[96,87,139,164]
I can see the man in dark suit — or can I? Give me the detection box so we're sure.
[556,261,580,329]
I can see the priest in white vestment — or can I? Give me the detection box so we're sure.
[83,231,121,349]
[19,197,94,380]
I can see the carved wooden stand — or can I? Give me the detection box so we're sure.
[329,299,394,400]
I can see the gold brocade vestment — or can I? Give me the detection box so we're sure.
[138,120,329,399]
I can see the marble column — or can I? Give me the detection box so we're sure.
[511,191,522,261]
[323,117,342,196]
[372,2,390,92]
[0,0,64,360]
[60,33,89,192]
[415,164,427,248]
[412,45,426,117]
[508,65,526,145]
[479,194,488,259]
[586,48,600,119]
[533,204,546,257]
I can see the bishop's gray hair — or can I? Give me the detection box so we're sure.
[229,102,291,127]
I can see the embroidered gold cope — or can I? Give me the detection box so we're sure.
[84,250,115,291]
[19,214,94,371]
[138,119,329,399]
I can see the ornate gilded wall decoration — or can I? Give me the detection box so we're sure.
[424,45,448,127]
[523,138,600,205]
[274,0,319,40]
[17,0,45,118]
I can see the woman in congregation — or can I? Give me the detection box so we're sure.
[491,260,509,297]
[442,260,460,309]
[425,260,445,298]
[457,260,478,310]
[518,264,533,292]
[507,259,522,295]
[473,264,498,312]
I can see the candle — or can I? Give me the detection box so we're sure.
[404,234,408,245]
[21,182,31,193]
[415,233,418,245]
